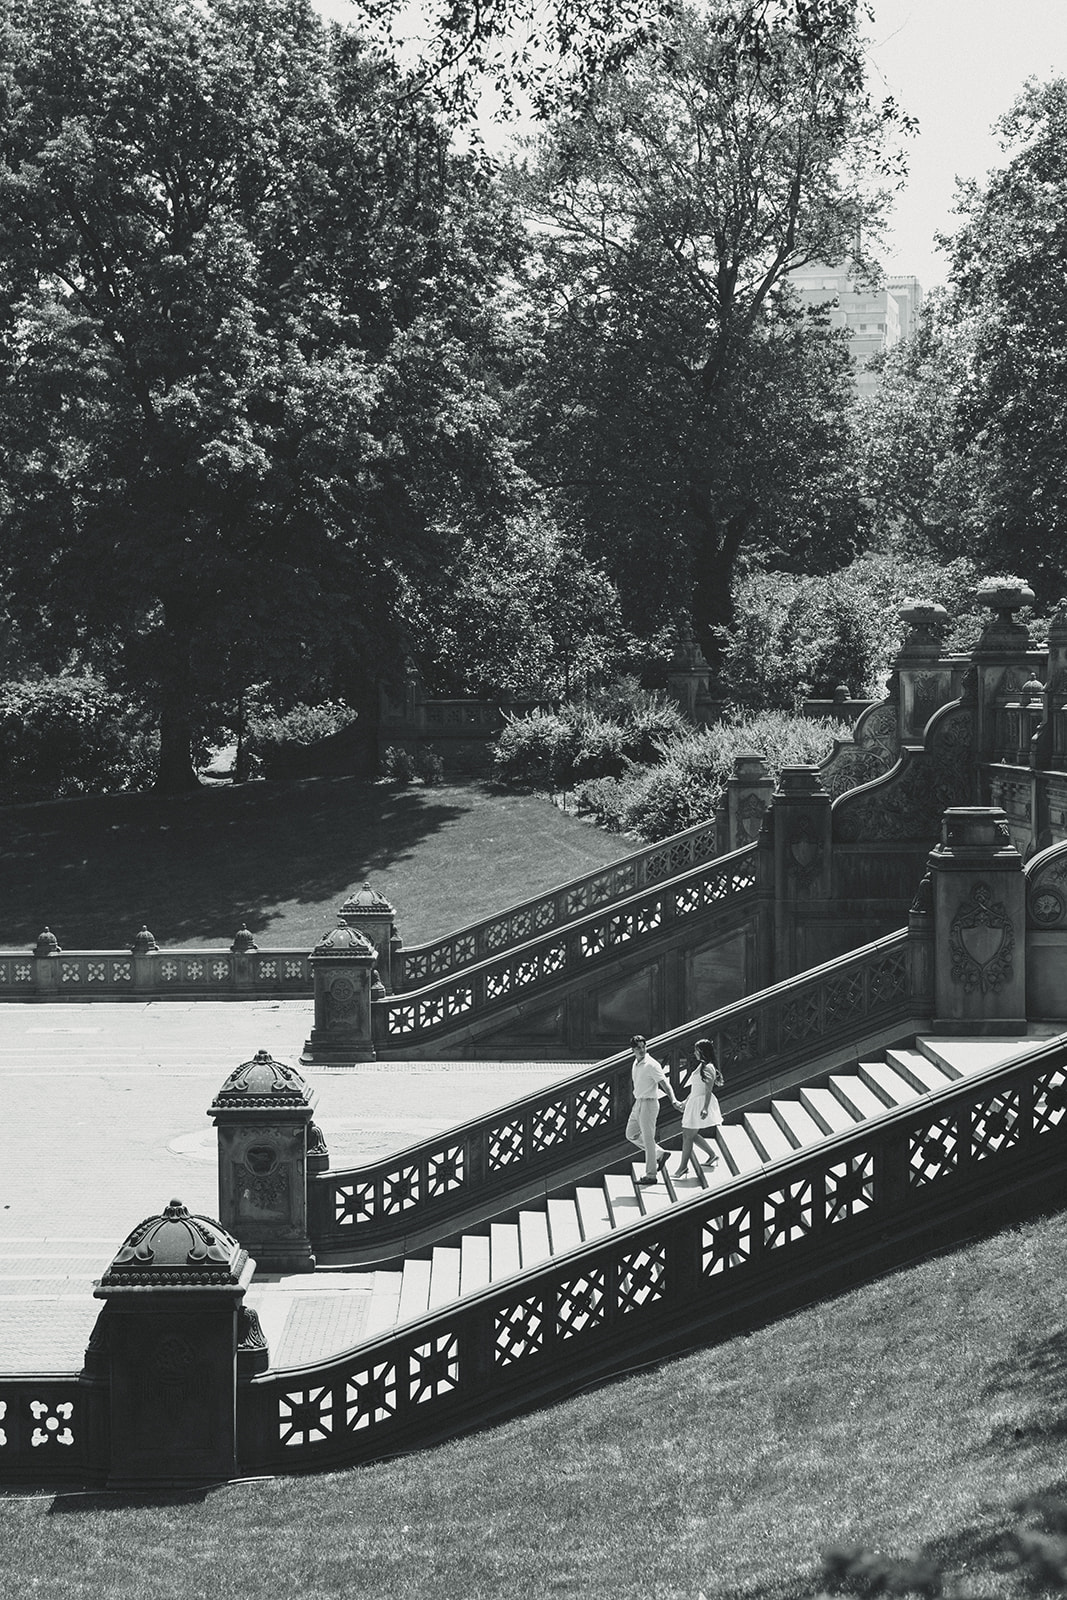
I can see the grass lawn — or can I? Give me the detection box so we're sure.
[5,1204,1067,1599]
[0,778,633,951]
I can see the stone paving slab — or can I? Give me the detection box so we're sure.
[0,1000,584,1372]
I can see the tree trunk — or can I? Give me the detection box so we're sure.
[152,596,201,793]
[688,493,745,683]
[155,704,201,792]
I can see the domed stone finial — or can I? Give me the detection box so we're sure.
[210,1049,314,1111]
[130,925,159,955]
[33,927,61,957]
[98,1197,249,1289]
[230,924,258,954]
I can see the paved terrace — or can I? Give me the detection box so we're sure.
[0,1001,579,1374]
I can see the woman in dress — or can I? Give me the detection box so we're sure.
[672,1038,723,1177]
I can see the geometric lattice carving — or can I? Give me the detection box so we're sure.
[825,1151,876,1223]
[335,1179,374,1227]
[410,1334,460,1404]
[909,1114,960,1186]
[495,1295,545,1366]
[764,1176,814,1248]
[617,1244,666,1314]
[488,1119,525,1171]
[970,1089,1021,1161]
[1033,1066,1067,1135]
[702,1206,753,1276]
[346,1362,398,1431]
[28,1399,74,1448]
[557,1267,607,1339]
[279,1385,333,1447]
[426,1146,465,1196]
[574,1082,612,1134]
[532,1102,568,1152]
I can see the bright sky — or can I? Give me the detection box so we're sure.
[866,0,1067,290]
[316,0,1067,295]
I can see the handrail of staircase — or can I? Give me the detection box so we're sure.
[374,842,761,1051]
[239,1028,1067,1475]
[391,817,727,991]
[3,1026,1060,1483]
[312,926,925,1256]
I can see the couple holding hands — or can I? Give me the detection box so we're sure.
[626,1033,723,1185]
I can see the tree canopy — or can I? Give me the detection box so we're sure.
[0,0,525,785]
[508,0,905,662]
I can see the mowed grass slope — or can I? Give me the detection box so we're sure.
[0,778,632,951]
[6,1205,1067,1600]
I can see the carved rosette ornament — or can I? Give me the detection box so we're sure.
[949,883,1015,994]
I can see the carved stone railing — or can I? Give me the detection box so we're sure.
[392,818,724,991]
[818,697,901,800]
[0,945,312,1002]
[7,1028,1060,1482]
[312,927,921,1257]
[240,1032,1067,1476]
[0,1377,88,1483]
[375,844,760,1048]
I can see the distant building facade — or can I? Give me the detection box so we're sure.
[787,263,924,397]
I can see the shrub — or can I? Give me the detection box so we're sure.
[491,710,578,789]
[0,675,158,803]
[413,747,445,786]
[595,710,854,842]
[380,745,418,784]
[243,699,356,777]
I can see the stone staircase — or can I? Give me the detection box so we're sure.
[355,1036,1012,1340]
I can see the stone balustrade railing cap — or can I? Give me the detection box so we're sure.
[210,1047,314,1111]
[96,1198,250,1294]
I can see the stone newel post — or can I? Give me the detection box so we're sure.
[928,806,1027,1034]
[301,921,378,1065]
[772,766,833,981]
[336,882,398,991]
[92,1198,254,1488]
[209,1049,321,1273]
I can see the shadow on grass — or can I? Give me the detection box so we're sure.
[47,1486,217,1514]
[984,1325,1067,1451]
[0,777,468,949]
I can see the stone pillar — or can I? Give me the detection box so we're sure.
[895,602,950,742]
[772,766,833,981]
[209,1049,320,1273]
[130,924,159,991]
[33,927,61,997]
[928,806,1027,1034]
[230,923,258,993]
[93,1198,254,1489]
[301,922,378,1065]
[335,883,398,991]
[665,620,713,726]
[725,752,774,853]
[969,580,1036,770]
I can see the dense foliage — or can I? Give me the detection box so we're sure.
[492,686,849,841]
[511,0,904,659]
[0,674,157,802]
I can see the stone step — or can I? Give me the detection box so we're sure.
[743,1110,795,1164]
[518,1208,551,1269]
[799,1085,859,1136]
[629,1160,675,1215]
[397,1256,432,1325]
[771,1098,826,1149]
[917,1035,1043,1079]
[884,1047,959,1093]
[459,1233,491,1297]
[857,1060,924,1108]
[364,1269,403,1338]
[427,1245,460,1309]
[575,1184,615,1242]
[490,1221,521,1282]
[829,1073,887,1121]
[547,1197,583,1256]
[716,1123,764,1177]
[603,1169,643,1229]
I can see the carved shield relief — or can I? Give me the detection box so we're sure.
[949,882,1014,994]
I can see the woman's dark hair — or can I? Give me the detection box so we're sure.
[694,1038,713,1058]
